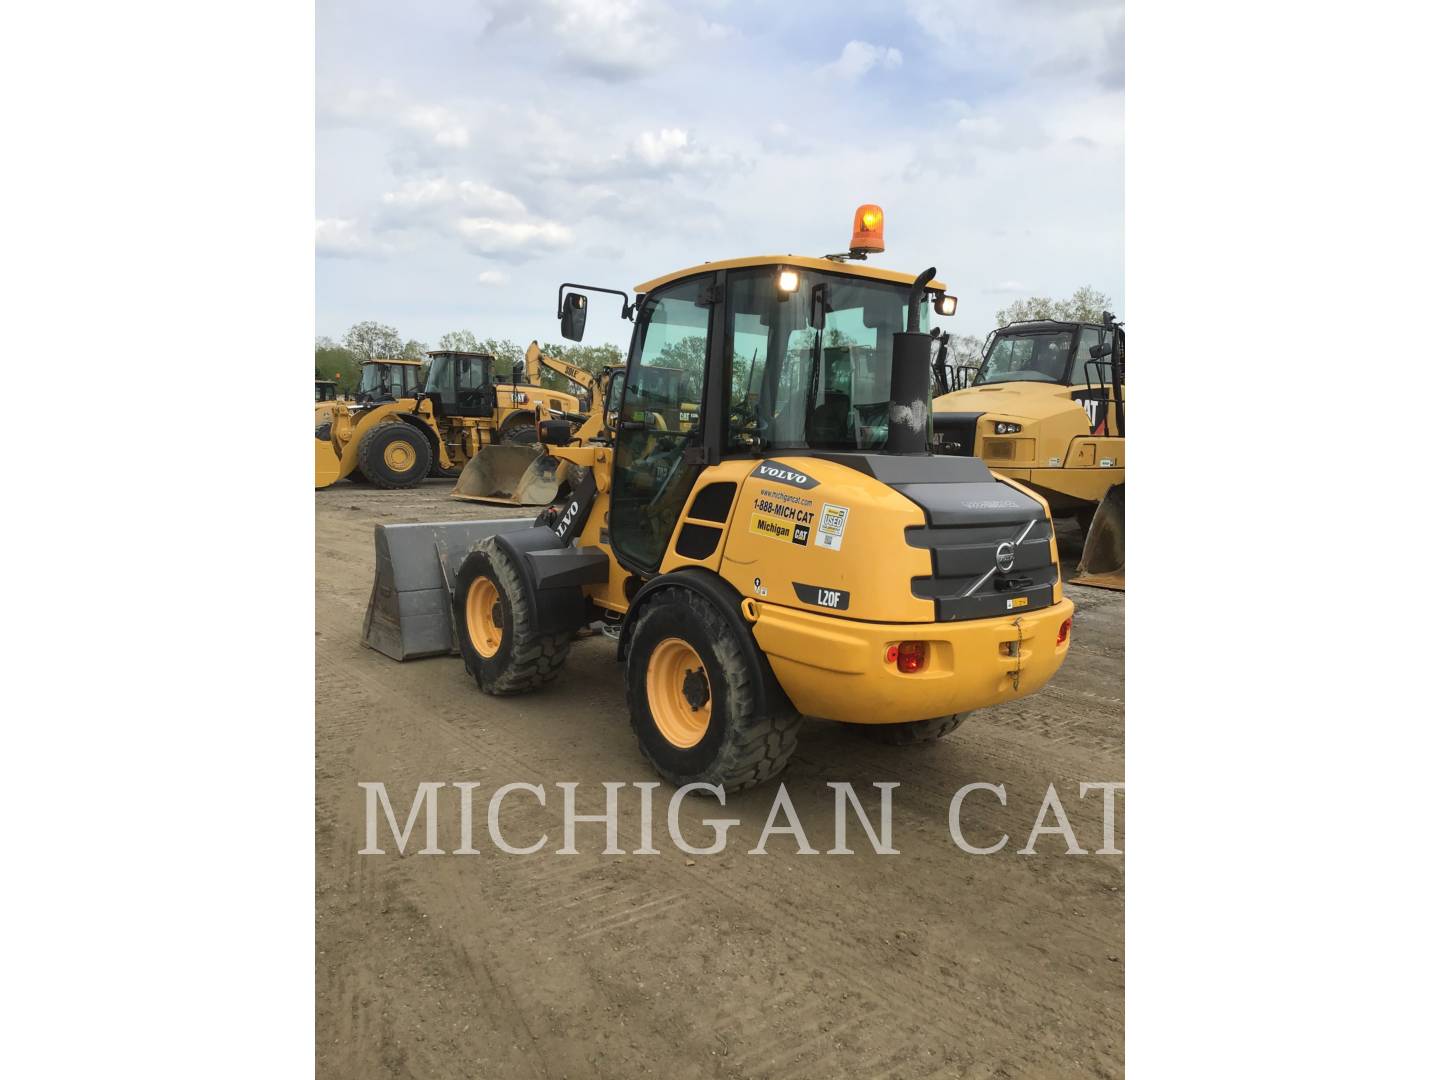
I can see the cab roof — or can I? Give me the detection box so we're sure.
[634,254,947,296]
[998,319,1104,333]
[363,358,423,366]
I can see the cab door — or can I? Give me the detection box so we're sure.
[609,275,714,573]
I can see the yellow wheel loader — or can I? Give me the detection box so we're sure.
[362,207,1076,791]
[933,314,1126,589]
[314,353,582,499]
[449,342,605,505]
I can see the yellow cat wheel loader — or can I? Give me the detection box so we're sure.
[450,342,604,505]
[362,207,1075,791]
[933,314,1125,589]
[314,352,582,500]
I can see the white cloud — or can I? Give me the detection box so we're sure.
[315,218,387,259]
[379,178,526,220]
[476,269,508,286]
[455,217,574,259]
[478,0,730,82]
[819,41,903,81]
[401,105,470,149]
[908,0,1123,89]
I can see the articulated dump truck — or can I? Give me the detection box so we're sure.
[933,315,1126,589]
[362,206,1076,791]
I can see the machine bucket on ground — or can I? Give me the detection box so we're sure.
[362,518,535,660]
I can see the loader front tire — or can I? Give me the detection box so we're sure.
[453,537,571,695]
[626,589,801,792]
[357,422,432,489]
[501,420,539,445]
[858,714,968,745]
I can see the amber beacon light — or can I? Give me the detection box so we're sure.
[849,203,885,255]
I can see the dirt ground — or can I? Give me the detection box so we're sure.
[317,478,1124,1080]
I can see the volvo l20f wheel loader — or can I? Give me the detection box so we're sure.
[362,206,1076,791]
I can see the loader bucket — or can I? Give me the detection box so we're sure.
[315,436,343,488]
[1071,485,1125,591]
[362,518,535,660]
[450,445,561,506]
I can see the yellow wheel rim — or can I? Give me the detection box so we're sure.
[384,438,417,472]
[466,577,503,658]
[646,637,711,748]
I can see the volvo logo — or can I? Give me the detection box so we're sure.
[995,540,1016,573]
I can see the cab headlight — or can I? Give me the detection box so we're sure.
[995,421,1022,435]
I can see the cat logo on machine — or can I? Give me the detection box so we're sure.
[793,582,850,611]
[751,460,819,490]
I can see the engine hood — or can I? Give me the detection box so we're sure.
[934,382,1082,423]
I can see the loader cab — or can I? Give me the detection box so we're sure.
[559,256,947,574]
[315,379,338,403]
[424,350,498,418]
[355,360,423,404]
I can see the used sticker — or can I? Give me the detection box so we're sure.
[816,503,849,551]
[1006,596,1029,610]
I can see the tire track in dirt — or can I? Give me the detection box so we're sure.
[317,485,1124,1078]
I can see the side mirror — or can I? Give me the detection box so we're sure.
[560,292,588,341]
[1089,342,1114,360]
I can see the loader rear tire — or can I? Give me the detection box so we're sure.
[453,537,571,695]
[626,589,801,792]
[357,421,432,489]
[859,714,968,745]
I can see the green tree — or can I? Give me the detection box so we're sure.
[342,321,404,361]
[437,329,480,352]
[995,286,1114,327]
[480,337,525,372]
[315,336,361,393]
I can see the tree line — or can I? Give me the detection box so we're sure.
[316,286,1112,395]
[315,321,624,394]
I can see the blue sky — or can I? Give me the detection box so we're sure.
[317,0,1123,352]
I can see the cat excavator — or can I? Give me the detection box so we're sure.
[361,206,1076,791]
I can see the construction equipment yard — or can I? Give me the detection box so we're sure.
[316,479,1125,1079]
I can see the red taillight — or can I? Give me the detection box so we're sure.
[884,644,899,664]
[1057,618,1072,645]
[896,641,927,674]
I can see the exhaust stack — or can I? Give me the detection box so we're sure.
[886,267,936,455]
